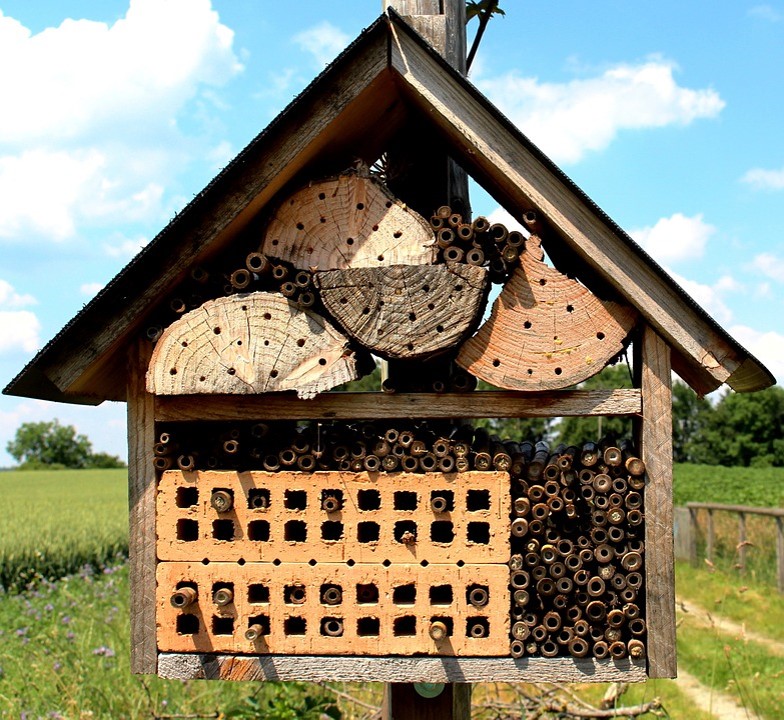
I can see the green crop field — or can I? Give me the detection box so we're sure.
[0,468,128,591]
[674,463,784,508]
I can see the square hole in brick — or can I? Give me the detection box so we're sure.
[393,616,417,636]
[284,585,307,605]
[248,584,270,604]
[284,616,307,635]
[356,583,379,604]
[466,617,490,638]
[393,583,416,605]
[212,519,235,541]
[176,519,199,542]
[467,489,491,511]
[248,614,270,636]
[320,617,344,637]
[321,521,344,541]
[248,488,270,510]
[321,489,343,512]
[467,521,490,544]
[320,583,343,605]
[394,491,418,511]
[430,521,455,543]
[357,521,380,543]
[430,490,454,513]
[212,582,234,606]
[430,616,454,637]
[429,585,453,605]
[466,584,490,608]
[284,490,307,510]
[212,616,234,636]
[394,520,417,543]
[284,520,307,542]
[176,486,198,508]
[357,617,380,637]
[176,614,199,635]
[248,519,270,542]
[357,489,381,511]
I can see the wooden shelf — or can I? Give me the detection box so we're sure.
[154,389,641,422]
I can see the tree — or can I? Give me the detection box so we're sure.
[671,379,713,463]
[692,386,784,467]
[554,364,634,446]
[6,419,124,469]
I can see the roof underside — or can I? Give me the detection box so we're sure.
[4,12,774,405]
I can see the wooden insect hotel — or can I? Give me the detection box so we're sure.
[5,0,774,699]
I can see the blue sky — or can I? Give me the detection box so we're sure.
[0,0,782,465]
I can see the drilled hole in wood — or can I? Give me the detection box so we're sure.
[263,341,269,347]
[248,584,269,603]
[176,519,198,542]
[284,490,307,510]
[176,614,199,635]
[284,617,307,635]
[321,521,344,541]
[527,369,533,375]
[362,307,370,315]
[539,278,546,286]
[429,585,453,605]
[346,237,354,245]
[455,284,463,291]
[406,342,414,351]
[467,489,490,511]
[394,491,418,511]
[467,522,490,544]
[356,203,365,210]
[427,302,435,310]
[320,217,326,223]
[373,226,380,233]
[227,368,236,375]
[318,357,327,366]
[430,521,455,543]
[181,341,188,348]
[271,239,279,245]
[357,521,380,543]
[296,222,304,230]
[284,520,307,542]
[524,321,532,329]
[248,520,270,542]
[393,616,416,636]
[199,375,206,382]
[393,584,416,605]
[176,487,198,508]
[567,304,574,312]
[357,617,380,637]
[555,367,562,375]
[385,200,392,208]
[213,327,221,334]
[436,324,444,333]
[492,359,500,367]
[263,312,271,320]
[357,489,380,511]
[212,616,234,635]
[597,332,605,340]
[169,368,177,375]
[394,230,402,238]
[408,312,416,321]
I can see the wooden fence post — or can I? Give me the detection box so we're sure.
[706,509,715,564]
[738,512,747,572]
[688,507,699,567]
[777,517,784,594]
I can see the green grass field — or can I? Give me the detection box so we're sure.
[674,463,784,507]
[0,468,128,591]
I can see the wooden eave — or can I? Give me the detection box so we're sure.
[3,12,773,405]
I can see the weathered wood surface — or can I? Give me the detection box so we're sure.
[147,293,362,400]
[154,389,642,422]
[387,22,759,395]
[686,502,784,518]
[157,654,647,683]
[316,263,488,359]
[637,326,676,678]
[127,340,157,674]
[457,236,637,390]
[261,174,435,272]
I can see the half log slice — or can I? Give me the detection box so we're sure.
[261,174,436,271]
[147,293,361,400]
[457,237,637,390]
[315,264,488,360]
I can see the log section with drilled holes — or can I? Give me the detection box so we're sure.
[457,236,637,390]
[146,293,362,400]
[315,263,488,359]
[261,174,436,271]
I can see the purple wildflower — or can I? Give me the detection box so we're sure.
[92,646,115,658]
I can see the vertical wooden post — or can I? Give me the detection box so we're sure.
[706,509,715,564]
[776,517,784,594]
[127,339,157,674]
[737,512,747,572]
[688,507,698,567]
[383,683,472,720]
[635,326,676,678]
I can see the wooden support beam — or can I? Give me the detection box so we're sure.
[127,340,157,674]
[635,326,676,679]
[154,388,642,423]
[383,683,471,720]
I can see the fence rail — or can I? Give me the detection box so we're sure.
[683,502,784,593]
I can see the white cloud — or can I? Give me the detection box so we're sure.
[668,270,734,326]
[477,59,725,164]
[0,1,242,242]
[748,5,781,22]
[486,207,526,234]
[728,325,784,385]
[293,21,350,67]
[750,252,784,282]
[0,311,41,354]
[207,140,234,170]
[741,165,784,191]
[80,283,105,297]
[103,235,149,259]
[0,279,36,308]
[630,212,715,264]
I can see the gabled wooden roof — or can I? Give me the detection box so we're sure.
[4,11,774,404]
